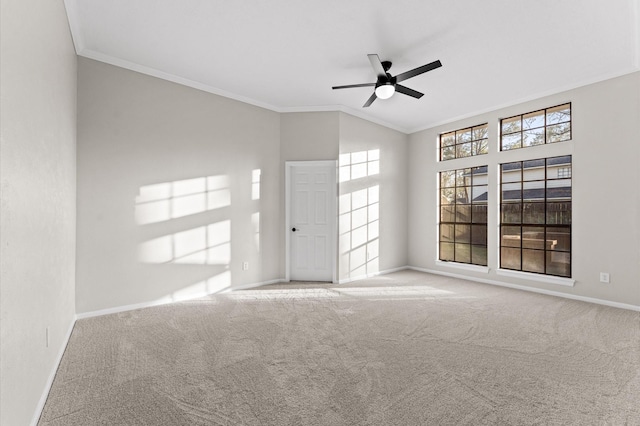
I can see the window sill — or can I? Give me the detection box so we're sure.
[496,269,575,287]
[436,261,489,274]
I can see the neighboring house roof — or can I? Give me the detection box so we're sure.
[468,155,571,176]
[471,186,572,202]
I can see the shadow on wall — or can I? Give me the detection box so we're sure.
[339,149,380,280]
[134,170,262,303]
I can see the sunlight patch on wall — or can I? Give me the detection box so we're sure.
[152,270,232,304]
[138,220,231,264]
[135,175,230,225]
[339,184,380,277]
[252,169,261,200]
[339,149,380,183]
[252,212,260,252]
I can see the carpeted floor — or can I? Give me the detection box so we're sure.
[39,270,640,425]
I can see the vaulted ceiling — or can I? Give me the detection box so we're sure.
[64,0,639,133]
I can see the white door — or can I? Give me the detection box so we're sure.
[286,161,336,282]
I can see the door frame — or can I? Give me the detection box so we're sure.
[285,160,338,283]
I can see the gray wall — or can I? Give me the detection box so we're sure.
[0,0,77,424]
[76,58,281,313]
[338,113,408,281]
[408,71,640,306]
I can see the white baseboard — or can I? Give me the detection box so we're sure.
[76,278,286,320]
[337,266,409,284]
[31,315,77,426]
[408,266,640,312]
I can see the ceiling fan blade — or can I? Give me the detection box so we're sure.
[363,92,377,108]
[395,60,442,83]
[332,83,376,90]
[367,54,387,78]
[395,84,424,99]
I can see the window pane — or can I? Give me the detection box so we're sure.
[472,185,488,203]
[522,249,545,273]
[546,202,571,224]
[457,129,472,144]
[441,188,455,204]
[523,111,545,129]
[501,162,522,181]
[501,247,521,270]
[547,123,571,143]
[547,226,571,251]
[456,205,471,223]
[546,251,570,277]
[455,243,471,263]
[502,132,522,150]
[502,183,521,203]
[546,185,571,200]
[441,146,455,160]
[456,169,471,186]
[440,170,456,187]
[546,104,571,125]
[455,224,471,243]
[471,245,488,266]
[523,179,544,198]
[471,224,487,245]
[472,204,488,223]
[456,187,471,204]
[472,140,488,155]
[457,142,472,158]
[441,132,456,147]
[441,205,455,222]
[472,125,488,141]
[502,116,521,134]
[522,202,545,224]
[522,226,545,249]
[523,128,545,147]
[440,242,455,261]
[440,224,454,242]
[501,203,521,223]
[501,226,521,247]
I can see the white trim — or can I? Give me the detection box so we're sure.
[75,51,411,134]
[76,278,285,319]
[496,268,575,287]
[31,316,77,426]
[337,266,409,284]
[408,266,639,312]
[435,260,490,274]
[285,160,338,284]
[62,0,84,54]
[79,49,281,112]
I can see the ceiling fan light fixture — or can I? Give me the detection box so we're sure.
[375,83,395,99]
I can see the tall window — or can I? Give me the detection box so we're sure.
[440,124,488,160]
[500,156,572,277]
[439,166,488,266]
[501,103,571,151]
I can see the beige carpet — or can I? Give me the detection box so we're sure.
[39,270,640,425]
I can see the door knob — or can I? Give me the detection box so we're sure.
[292,227,297,232]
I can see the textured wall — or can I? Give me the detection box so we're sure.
[76,58,281,314]
[408,71,640,307]
[0,0,77,424]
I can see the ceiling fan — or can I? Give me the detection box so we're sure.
[332,54,442,108]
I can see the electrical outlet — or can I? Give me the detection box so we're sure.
[242,261,249,271]
[599,272,610,283]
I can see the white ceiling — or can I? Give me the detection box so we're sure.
[64,0,640,133]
